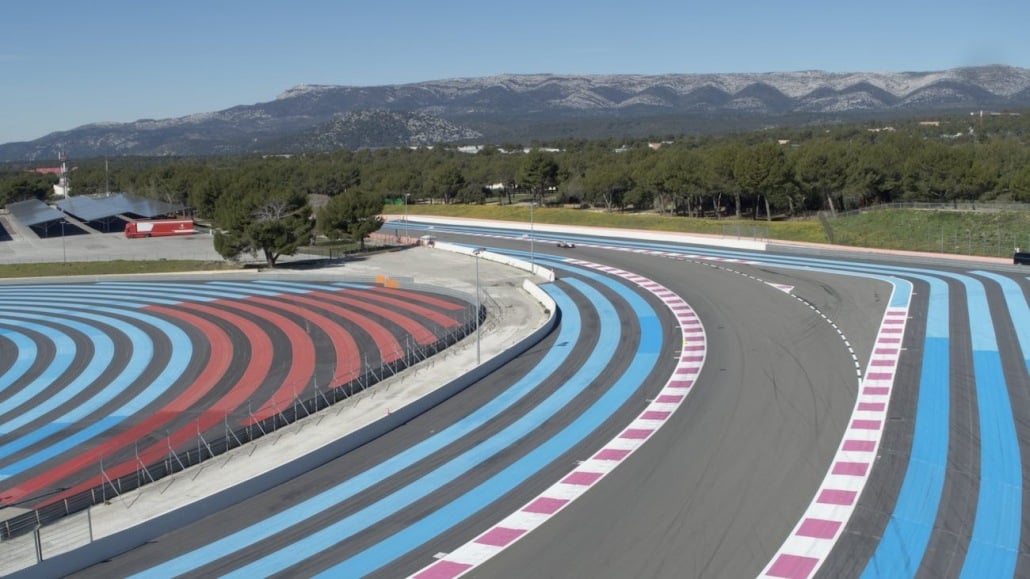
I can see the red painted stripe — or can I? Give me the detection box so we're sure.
[817,489,857,505]
[307,290,437,345]
[562,471,603,486]
[796,517,841,539]
[373,286,467,312]
[224,298,315,426]
[35,301,274,507]
[850,419,881,430]
[842,439,877,452]
[6,306,233,504]
[594,448,631,461]
[412,560,473,579]
[524,496,568,514]
[245,295,361,386]
[353,287,463,328]
[277,293,401,362]
[832,461,869,476]
[865,373,893,381]
[767,554,819,579]
[619,428,653,440]
[475,526,525,547]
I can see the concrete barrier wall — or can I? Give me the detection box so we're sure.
[386,214,768,252]
[433,241,556,282]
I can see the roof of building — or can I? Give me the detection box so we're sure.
[56,193,185,222]
[5,199,65,227]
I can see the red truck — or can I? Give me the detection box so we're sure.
[124,219,195,239]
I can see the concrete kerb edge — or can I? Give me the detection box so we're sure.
[11,247,560,579]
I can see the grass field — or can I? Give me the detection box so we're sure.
[385,204,1030,258]
[0,260,235,279]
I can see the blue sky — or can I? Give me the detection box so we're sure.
[3,0,1028,144]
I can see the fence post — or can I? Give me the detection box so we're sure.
[34,526,43,563]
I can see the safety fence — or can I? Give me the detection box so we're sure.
[0,295,484,554]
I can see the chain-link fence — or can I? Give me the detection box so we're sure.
[0,290,484,568]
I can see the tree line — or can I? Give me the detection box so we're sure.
[1,111,1027,264]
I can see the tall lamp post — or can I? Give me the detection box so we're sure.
[403,193,410,242]
[472,248,485,365]
[529,200,535,273]
[61,219,66,263]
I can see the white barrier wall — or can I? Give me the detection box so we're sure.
[388,214,767,252]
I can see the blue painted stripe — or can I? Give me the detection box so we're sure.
[0,320,77,414]
[0,287,181,306]
[94,282,234,300]
[408,225,1024,575]
[973,271,1030,372]
[0,315,112,429]
[315,275,663,577]
[959,280,1020,578]
[0,327,40,396]
[252,280,345,292]
[222,274,648,578]
[203,281,312,296]
[860,335,948,578]
[130,282,585,578]
[0,304,191,478]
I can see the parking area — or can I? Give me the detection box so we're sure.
[0,213,223,264]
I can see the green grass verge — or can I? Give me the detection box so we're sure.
[386,204,1030,258]
[0,260,235,279]
[384,204,826,243]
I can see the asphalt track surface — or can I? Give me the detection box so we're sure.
[70,253,685,577]
[389,221,1030,579]
[470,247,885,578]
[9,220,1030,578]
[0,278,475,512]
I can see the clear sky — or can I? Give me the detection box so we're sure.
[3,0,1028,144]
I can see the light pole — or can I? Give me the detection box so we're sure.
[61,219,66,263]
[403,193,410,242]
[529,199,535,273]
[472,247,484,365]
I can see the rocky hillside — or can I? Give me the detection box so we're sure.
[3,65,1029,161]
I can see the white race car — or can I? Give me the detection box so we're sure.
[556,240,576,248]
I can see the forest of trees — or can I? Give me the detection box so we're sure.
[2,112,1029,228]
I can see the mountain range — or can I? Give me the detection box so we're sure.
[3,65,1030,161]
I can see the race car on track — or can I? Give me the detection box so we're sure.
[556,240,576,248]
